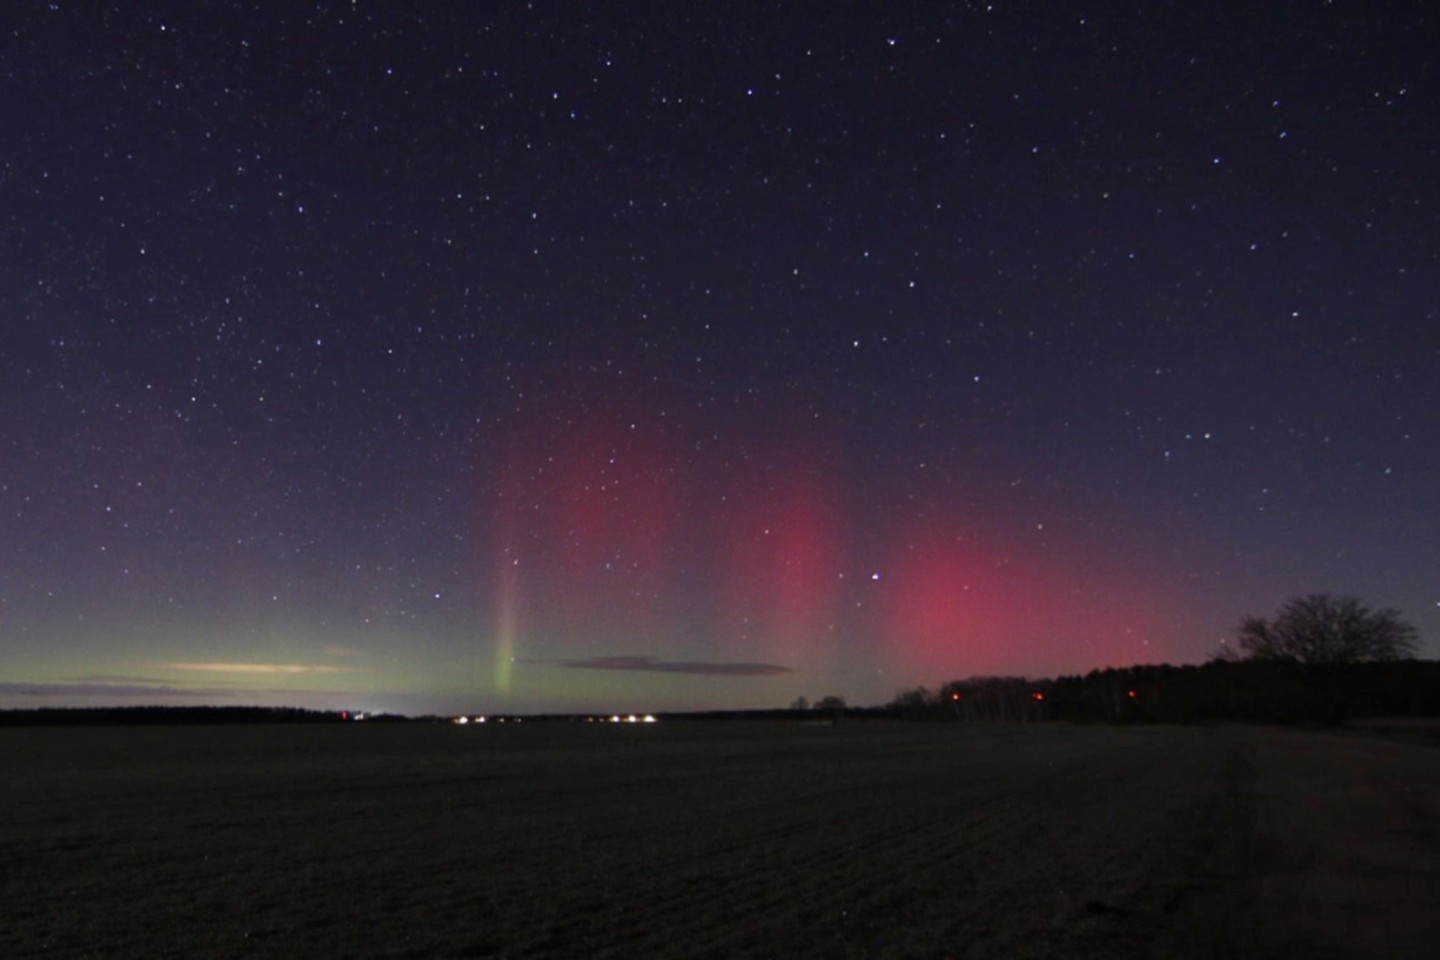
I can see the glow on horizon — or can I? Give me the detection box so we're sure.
[165,662,360,674]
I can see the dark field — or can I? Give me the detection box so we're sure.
[3,721,1436,958]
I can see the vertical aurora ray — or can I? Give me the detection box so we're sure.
[493,559,518,695]
[714,459,849,670]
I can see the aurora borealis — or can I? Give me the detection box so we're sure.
[3,2,1436,715]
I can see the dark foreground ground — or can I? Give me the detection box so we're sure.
[2,721,1435,958]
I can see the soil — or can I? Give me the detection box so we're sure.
[1241,725,1440,959]
[1,720,1435,958]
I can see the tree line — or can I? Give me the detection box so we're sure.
[890,658,1440,725]
[888,594,1434,726]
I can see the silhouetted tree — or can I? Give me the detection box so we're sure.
[814,695,846,720]
[1236,594,1419,664]
[892,686,942,719]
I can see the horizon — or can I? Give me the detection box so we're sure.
[6,652,1436,726]
[6,649,1435,720]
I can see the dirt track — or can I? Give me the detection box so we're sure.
[1240,726,1440,959]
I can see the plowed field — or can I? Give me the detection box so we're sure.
[3,721,1434,958]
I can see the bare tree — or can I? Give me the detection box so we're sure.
[891,687,932,718]
[1236,593,1419,664]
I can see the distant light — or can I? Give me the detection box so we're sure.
[611,715,621,723]
[951,692,961,701]
[643,714,657,723]
[627,714,638,723]
[1031,692,1046,702]
[1127,690,1138,699]
[455,716,469,725]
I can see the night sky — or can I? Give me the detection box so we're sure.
[3,2,1436,716]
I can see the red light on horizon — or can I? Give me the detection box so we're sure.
[1031,692,1045,701]
[1127,689,1138,699]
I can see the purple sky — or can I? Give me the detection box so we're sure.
[3,2,1436,715]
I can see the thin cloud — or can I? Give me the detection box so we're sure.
[1,678,359,704]
[551,655,791,677]
[165,662,362,675]
[1,680,246,699]
[78,673,174,685]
